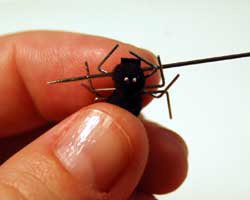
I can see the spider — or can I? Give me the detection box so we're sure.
[82,44,179,118]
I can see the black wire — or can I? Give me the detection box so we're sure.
[48,51,250,84]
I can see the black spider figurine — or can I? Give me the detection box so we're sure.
[82,44,179,118]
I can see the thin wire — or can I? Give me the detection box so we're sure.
[165,74,180,91]
[47,72,112,84]
[166,92,172,119]
[47,51,250,84]
[161,51,250,69]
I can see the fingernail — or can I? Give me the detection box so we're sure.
[55,109,132,190]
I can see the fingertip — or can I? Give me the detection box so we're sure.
[85,103,150,198]
[139,120,188,194]
[54,103,149,192]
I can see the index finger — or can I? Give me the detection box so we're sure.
[0,31,157,136]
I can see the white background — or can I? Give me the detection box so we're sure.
[0,0,250,199]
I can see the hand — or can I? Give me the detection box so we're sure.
[0,31,188,200]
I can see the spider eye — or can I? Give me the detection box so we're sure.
[132,77,137,83]
[124,77,129,82]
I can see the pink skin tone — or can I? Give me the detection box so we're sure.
[0,31,188,200]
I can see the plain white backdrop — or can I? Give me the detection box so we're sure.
[0,0,250,199]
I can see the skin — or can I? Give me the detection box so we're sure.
[0,31,188,200]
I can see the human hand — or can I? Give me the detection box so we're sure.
[0,31,188,200]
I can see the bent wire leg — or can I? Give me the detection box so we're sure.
[146,74,180,97]
[82,61,116,101]
[143,74,180,119]
[166,91,172,119]
[97,44,119,74]
[129,51,158,78]
[129,52,165,88]
[83,61,103,97]
[146,90,173,119]
[145,55,166,89]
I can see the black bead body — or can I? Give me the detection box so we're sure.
[107,58,145,116]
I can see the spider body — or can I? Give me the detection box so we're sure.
[107,58,145,115]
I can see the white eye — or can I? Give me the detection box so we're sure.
[124,77,129,82]
[132,77,137,83]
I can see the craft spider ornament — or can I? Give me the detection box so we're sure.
[48,44,250,118]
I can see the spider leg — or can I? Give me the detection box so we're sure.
[144,55,165,89]
[166,91,172,119]
[143,74,180,119]
[84,61,104,97]
[145,90,173,119]
[97,44,119,74]
[80,83,106,102]
[82,61,116,101]
[129,52,165,88]
[145,74,179,97]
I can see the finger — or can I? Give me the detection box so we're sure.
[0,117,188,195]
[138,120,188,194]
[0,118,188,195]
[0,103,149,200]
[0,31,158,137]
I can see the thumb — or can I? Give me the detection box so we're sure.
[0,103,149,200]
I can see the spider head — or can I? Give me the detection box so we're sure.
[112,58,145,94]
